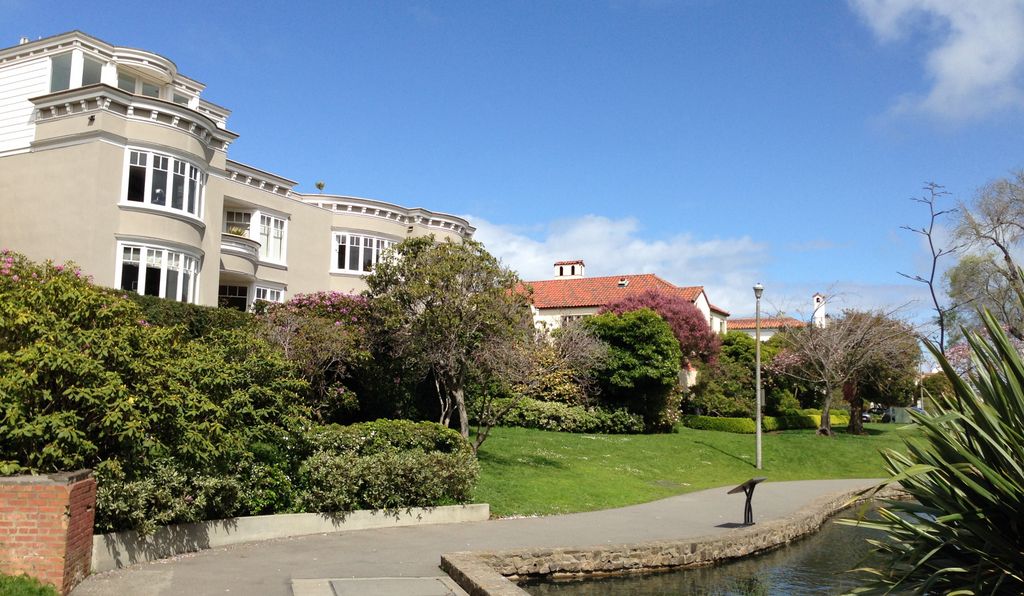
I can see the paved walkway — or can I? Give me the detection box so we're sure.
[71,478,880,596]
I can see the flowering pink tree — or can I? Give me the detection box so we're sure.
[257,292,369,421]
[601,289,720,367]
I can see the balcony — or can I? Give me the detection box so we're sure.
[219,232,261,278]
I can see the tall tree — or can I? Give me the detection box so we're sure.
[773,310,918,436]
[955,170,1024,338]
[944,253,1024,341]
[364,236,530,438]
[899,182,959,354]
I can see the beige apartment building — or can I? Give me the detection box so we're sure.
[0,31,473,309]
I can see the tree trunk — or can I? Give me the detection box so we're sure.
[436,377,453,428]
[453,386,469,438]
[845,381,865,435]
[818,384,833,436]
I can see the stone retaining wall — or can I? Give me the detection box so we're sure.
[441,485,903,596]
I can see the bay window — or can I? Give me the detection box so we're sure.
[123,149,205,218]
[117,242,198,303]
[333,232,395,274]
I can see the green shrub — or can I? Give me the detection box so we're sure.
[306,419,469,455]
[682,415,757,433]
[584,309,682,431]
[683,413,842,434]
[0,573,57,596]
[94,459,243,535]
[124,293,254,338]
[494,397,645,434]
[0,252,310,533]
[298,419,478,513]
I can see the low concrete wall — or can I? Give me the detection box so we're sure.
[93,503,489,573]
[441,486,902,596]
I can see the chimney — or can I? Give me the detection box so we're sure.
[554,259,585,278]
[812,293,826,327]
[18,37,30,45]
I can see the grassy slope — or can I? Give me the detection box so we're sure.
[474,423,914,517]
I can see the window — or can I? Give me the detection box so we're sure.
[333,232,395,274]
[172,93,190,106]
[123,149,204,218]
[259,214,286,263]
[224,211,252,236]
[50,53,72,92]
[117,243,198,303]
[254,286,283,303]
[82,56,102,86]
[141,81,160,98]
[116,68,162,98]
[117,72,136,93]
[218,285,248,311]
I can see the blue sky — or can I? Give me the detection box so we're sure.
[4,0,1024,320]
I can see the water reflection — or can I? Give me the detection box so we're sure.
[523,507,899,595]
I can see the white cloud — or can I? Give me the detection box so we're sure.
[470,213,770,314]
[851,0,1024,120]
[471,213,935,324]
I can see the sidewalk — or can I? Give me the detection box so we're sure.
[71,478,881,596]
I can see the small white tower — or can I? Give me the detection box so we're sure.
[554,259,585,278]
[812,293,826,327]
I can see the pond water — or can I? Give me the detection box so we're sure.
[522,507,900,595]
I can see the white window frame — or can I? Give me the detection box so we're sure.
[258,213,288,265]
[254,285,285,304]
[331,231,397,275]
[115,241,200,304]
[121,148,206,220]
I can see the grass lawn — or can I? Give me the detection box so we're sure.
[474,423,916,517]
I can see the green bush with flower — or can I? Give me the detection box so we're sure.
[0,252,478,534]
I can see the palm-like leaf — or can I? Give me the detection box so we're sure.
[845,308,1024,594]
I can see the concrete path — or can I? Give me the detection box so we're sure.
[71,478,880,596]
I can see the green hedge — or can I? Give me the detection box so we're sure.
[298,420,479,513]
[494,397,646,434]
[124,292,254,338]
[682,413,849,434]
[681,415,757,433]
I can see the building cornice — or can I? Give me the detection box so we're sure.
[303,194,475,237]
[30,84,238,151]
[0,31,205,93]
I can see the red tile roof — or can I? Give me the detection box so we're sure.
[709,303,731,316]
[521,274,704,309]
[553,259,585,266]
[728,317,806,330]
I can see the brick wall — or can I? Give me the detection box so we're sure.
[0,470,96,595]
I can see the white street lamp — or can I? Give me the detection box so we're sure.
[753,283,764,470]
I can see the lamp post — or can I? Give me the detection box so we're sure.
[753,283,764,470]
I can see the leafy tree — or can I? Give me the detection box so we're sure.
[584,308,681,431]
[686,331,803,418]
[944,253,1023,342]
[955,170,1024,338]
[363,236,530,438]
[600,289,720,367]
[849,307,1024,593]
[772,310,918,436]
